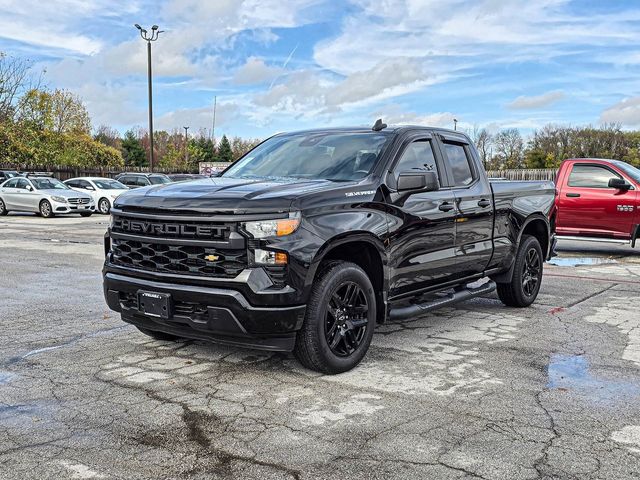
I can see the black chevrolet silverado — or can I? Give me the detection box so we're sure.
[103,123,556,373]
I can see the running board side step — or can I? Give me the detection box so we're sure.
[388,281,497,321]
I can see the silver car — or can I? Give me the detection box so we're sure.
[0,176,95,218]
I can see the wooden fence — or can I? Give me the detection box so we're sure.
[1,163,559,183]
[487,169,557,181]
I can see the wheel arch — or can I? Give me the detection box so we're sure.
[492,213,550,284]
[309,233,388,324]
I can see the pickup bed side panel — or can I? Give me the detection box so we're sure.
[488,180,555,272]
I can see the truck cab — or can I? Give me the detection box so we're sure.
[554,158,640,244]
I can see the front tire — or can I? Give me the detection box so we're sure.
[40,200,54,218]
[0,198,7,216]
[98,198,111,214]
[497,234,543,307]
[135,326,182,341]
[294,261,376,374]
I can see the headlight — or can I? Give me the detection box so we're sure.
[243,212,301,239]
[51,196,67,203]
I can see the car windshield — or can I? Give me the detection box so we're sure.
[613,161,640,184]
[222,132,391,182]
[149,176,171,185]
[31,178,69,190]
[3,172,17,178]
[93,179,127,190]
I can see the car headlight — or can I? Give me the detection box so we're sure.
[243,212,301,239]
[51,196,67,203]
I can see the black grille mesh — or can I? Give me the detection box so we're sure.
[111,238,246,277]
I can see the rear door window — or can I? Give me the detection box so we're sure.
[443,142,474,186]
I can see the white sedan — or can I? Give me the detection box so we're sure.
[0,176,95,217]
[64,177,129,215]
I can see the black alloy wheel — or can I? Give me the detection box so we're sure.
[496,234,543,307]
[325,281,369,357]
[522,247,541,297]
[294,261,376,374]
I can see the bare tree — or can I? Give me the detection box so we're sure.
[470,126,493,168]
[494,128,524,169]
[0,52,40,122]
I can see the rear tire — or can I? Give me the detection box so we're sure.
[497,234,543,307]
[0,198,7,215]
[40,200,54,218]
[136,326,182,341]
[294,261,376,374]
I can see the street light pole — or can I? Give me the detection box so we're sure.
[135,24,163,172]
[183,126,189,165]
[453,118,458,131]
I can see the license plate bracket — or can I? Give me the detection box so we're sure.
[138,291,173,319]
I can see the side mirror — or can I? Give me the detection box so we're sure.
[608,178,632,190]
[397,171,438,193]
[25,185,33,191]
[85,185,95,191]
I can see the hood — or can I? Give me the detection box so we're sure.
[114,177,354,214]
[42,189,93,199]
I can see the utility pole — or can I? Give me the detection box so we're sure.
[183,126,190,165]
[135,24,163,172]
[212,96,217,141]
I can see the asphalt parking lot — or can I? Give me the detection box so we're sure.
[1,214,640,479]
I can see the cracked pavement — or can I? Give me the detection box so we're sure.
[1,215,640,479]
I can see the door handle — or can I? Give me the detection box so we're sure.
[477,199,491,208]
[439,202,455,212]
[566,193,580,198]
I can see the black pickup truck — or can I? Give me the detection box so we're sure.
[103,122,555,373]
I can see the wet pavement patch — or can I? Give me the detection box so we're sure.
[0,371,16,385]
[547,354,640,401]
[548,257,618,267]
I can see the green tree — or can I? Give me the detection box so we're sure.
[217,134,233,162]
[121,130,146,167]
[524,149,547,169]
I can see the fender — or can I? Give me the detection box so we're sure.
[491,213,550,283]
[306,231,389,288]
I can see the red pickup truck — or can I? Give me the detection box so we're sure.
[554,158,640,245]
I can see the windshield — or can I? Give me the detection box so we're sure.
[31,178,69,190]
[149,176,171,185]
[613,160,640,184]
[3,172,17,178]
[94,179,127,190]
[223,132,390,181]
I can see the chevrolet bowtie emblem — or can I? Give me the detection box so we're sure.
[204,254,219,262]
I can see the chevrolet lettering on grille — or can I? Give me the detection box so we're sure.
[114,218,226,238]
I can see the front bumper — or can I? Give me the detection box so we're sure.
[52,200,95,214]
[103,272,306,352]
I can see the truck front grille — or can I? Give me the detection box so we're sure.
[111,238,246,278]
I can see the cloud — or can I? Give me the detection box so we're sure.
[155,102,239,133]
[233,57,282,85]
[507,91,565,110]
[600,97,640,126]
[255,58,433,116]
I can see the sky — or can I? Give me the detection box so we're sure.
[1,0,640,139]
